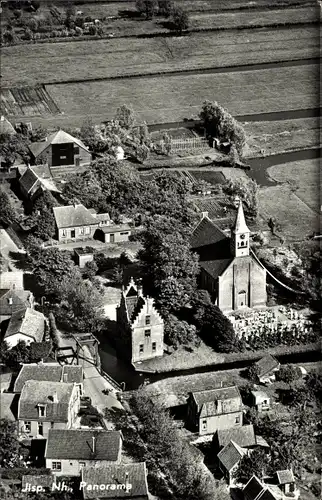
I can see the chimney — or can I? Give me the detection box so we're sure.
[92,436,96,454]
[201,211,209,219]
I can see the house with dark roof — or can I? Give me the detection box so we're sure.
[212,424,270,456]
[19,165,60,200]
[14,362,84,394]
[81,462,149,500]
[116,278,164,364]
[243,472,299,500]
[4,307,46,349]
[255,355,280,384]
[45,429,122,476]
[17,380,80,439]
[191,201,266,312]
[28,130,91,170]
[217,439,248,485]
[187,385,243,435]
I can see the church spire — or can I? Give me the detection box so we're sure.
[230,199,250,257]
[233,198,249,234]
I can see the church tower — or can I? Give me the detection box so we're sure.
[230,199,250,257]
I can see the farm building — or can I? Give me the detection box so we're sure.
[19,165,60,200]
[74,247,94,268]
[28,130,91,173]
[94,224,132,244]
[191,200,266,312]
[4,307,46,349]
[251,390,271,411]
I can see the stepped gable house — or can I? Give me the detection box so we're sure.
[116,278,164,364]
[187,385,243,435]
[28,129,91,170]
[191,200,266,312]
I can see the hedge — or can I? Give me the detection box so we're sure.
[0,468,51,480]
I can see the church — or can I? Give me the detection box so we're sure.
[191,200,267,312]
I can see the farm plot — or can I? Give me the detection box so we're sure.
[1,25,320,86]
[258,184,320,241]
[267,159,320,213]
[189,170,226,185]
[45,64,319,127]
[1,86,60,117]
[244,117,321,157]
[192,197,228,219]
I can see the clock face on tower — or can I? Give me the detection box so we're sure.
[240,234,245,239]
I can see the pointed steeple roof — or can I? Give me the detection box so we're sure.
[233,200,249,234]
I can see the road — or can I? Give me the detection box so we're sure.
[56,329,123,423]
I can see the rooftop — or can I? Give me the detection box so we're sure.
[0,116,16,135]
[18,380,75,422]
[0,289,32,316]
[45,429,122,461]
[276,470,295,485]
[53,204,98,229]
[192,386,241,407]
[215,424,256,449]
[98,223,131,234]
[0,393,18,421]
[29,130,88,158]
[81,463,148,499]
[14,363,83,393]
[255,354,280,378]
[217,439,247,472]
[4,307,45,342]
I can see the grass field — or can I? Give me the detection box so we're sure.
[43,64,318,127]
[267,159,321,213]
[258,184,320,241]
[2,25,320,86]
[245,117,321,157]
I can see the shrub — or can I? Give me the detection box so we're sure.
[277,364,302,384]
[245,363,260,382]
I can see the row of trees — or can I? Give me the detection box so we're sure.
[135,0,189,34]
[107,389,222,499]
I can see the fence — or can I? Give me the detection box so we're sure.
[159,137,210,152]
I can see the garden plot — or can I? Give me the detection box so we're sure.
[1,86,61,117]
[258,184,320,241]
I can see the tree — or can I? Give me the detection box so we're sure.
[158,0,173,17]
[245,362,260,382]
[233,448,269,484]
[30,191,57,241]
[135,0,157,19]
[197,304,242,353]
[114,104,135,129]
[29,247,80,296]
[0,187,19,225]
[164,314,200,349]
[0,341,9,364]
[200,100,246,155]
[7,340,31,368]
[0,132,31,166]
[223,177,259,218]
[82,260,98,280]
[137,215,199,314]
[171,7,189,34]
[63,169,107,213]
[277,364,302,385]
[0,419,20,468]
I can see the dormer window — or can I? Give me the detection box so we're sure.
[38,404,46,418]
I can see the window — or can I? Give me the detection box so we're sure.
[201,419,207,431]
[38,405,46,417]
[139,344,144,353]
[263,400,267,405]
[85,227,91,235]
[38,422,44,436]
[144,329,151,339]
[74,146,80,155]
[145,316,151,326]
[24,421,31,433]
[52,462,62,471]
[235,416,240,424]
[51,422,55,429]
[80,227,84,235]
[79,462,85,468]
[60,156,67,160]
[62,230,66,237]
[120,231,129,235]
[152,342,156,352]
